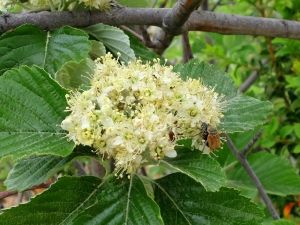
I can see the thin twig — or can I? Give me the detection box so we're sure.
[159,0,169,8]
[121,23,160,48]
[201,0,209,10]
[239,71,260,93]
[226,134,280,219]
[120,25,144,43]
[240,130,263,156]
[139,25,157,48]
[73,160,86,176]
[255,5,277,68]
[266,38,276,67]
[211,0,222,11]
[182,31,193,62]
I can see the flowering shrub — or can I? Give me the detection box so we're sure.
[61,53,225,175]
[0,21,285,225]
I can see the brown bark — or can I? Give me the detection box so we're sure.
[1,8,299,39]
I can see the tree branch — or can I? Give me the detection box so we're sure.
[154,0,202,54]
[185,10,300,39]
[1,8,300,40]
[226,134,280,220]
[163,0,202,34]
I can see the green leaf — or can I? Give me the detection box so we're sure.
[84,23,135,63]
[173,59,237,99]
[89,40,106,59]
[263,219,297,225]
[4,155,69,191]
[73,176,164,225]
[44,26,91,75]
[162,147,226,192]
[0,24,91,75]
[273,39,300,58]
[4,147,93,192]
[259,118,279,148]
[0,176,101,224]
[293,123,300,138]
[4,152,78,191]
[293,144,300,153]
[272,220,296,225]
[226,152,300,196]
[221,95,273,132]
[126,32,159,61]
[286,76,300,93]
[0,25,45,74]
[0,66,74,159]
[154,173,264,225]
[279,125,293,138]
[55,58,95,90]
[0,176,164,225]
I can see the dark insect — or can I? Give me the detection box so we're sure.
[201,123,221,150]
[168,130,175,142]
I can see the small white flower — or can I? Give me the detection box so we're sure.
[112,136,123,146]
[165,149,177,158]
[81,116,90,129]
[101,117,114,128]
[61,117,73,130]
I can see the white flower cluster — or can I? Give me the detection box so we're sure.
[61,53,225,175]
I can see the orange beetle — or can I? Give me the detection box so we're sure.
[201,123,221,150]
